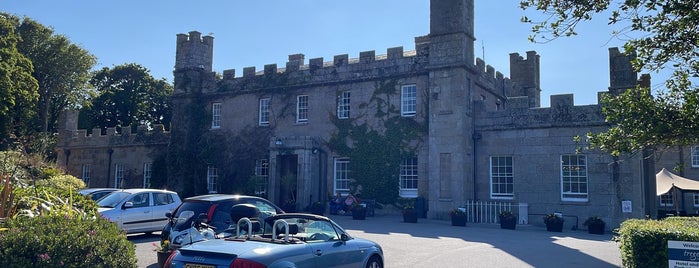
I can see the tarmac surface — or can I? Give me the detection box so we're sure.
[133,214,622,268]
[329,214,622,268]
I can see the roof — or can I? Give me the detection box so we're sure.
[656,168,699,195]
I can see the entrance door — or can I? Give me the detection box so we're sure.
[278,154,298,212]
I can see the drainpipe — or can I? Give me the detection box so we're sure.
[472,132,481,201]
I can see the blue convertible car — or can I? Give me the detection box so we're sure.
[164,213,383,268]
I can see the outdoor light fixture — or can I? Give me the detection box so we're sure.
[275,139,283,145]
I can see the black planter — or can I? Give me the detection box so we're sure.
[451,214,467,226]
[352,208,366,220]
[587,222,605,234]
[156,251,171,268]
[546,221,564,232]
[403,210,418,223]
[499,216,517,230]
[310,204,325,216]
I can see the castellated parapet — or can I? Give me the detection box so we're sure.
[56,111,170,149]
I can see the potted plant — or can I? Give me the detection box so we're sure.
[153,239,172,268]
[450,208,467,226]
[543,213,564,232]
[403,204,418,223]
[498,211,517,230]
[351,204,367,220]
[583,216,605,235]
[308,201,325,216]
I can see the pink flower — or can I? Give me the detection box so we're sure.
[39,253,51,261]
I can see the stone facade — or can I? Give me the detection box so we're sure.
[55,0,699,229]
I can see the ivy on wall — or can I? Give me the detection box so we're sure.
[329,79,427,204]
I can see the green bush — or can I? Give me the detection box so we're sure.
[0,215,137,267]
[616,217,699,267]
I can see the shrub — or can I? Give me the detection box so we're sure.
[0,215,137,267]
[616,217,699,268]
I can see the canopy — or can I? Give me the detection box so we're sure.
[656,168,699,195]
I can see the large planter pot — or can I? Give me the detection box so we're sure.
[546,221,564,232]
[403,209,418,223]
[156,251,172,268]
[451,214,467,226]
[310,204,325,216]
[499,216,517,230]
[587,222,605,234]
[352,208,366,220]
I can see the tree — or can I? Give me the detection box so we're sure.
[520,0,699,155]
[0,13,39,150]
[81,63,172,132]
[14,17,96,133]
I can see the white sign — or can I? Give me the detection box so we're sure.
[622,200,632,213]
[668,240,699,268]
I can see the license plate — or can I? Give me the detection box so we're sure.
[184,264,214,268]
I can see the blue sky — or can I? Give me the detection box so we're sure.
[4,0,654,106]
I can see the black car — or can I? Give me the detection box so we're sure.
[161,194,283,249]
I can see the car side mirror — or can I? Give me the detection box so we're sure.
[123,202,134,209]
[166,212,172,218]
[340,233,350,242]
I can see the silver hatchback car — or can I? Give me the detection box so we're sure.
[97,188,181,234]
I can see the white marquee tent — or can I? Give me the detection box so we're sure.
[656,168,699,195]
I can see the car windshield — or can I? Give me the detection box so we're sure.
[171,198,281,232]
[97,192,130,208]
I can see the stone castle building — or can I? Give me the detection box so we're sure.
[56,0,699,229]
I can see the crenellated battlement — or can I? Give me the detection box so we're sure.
[57,110,170,149]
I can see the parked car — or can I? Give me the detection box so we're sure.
[165,213,383,268]
[78,188,119,201]
[161,194,284,250]
[97,188,181,234]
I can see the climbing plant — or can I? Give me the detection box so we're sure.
[329,79,427,204]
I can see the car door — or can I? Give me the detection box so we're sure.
[306,221,363,268]
[121,192,153,233]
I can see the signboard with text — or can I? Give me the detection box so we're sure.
[669,240,699,268]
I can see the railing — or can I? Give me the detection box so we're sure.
[462,200,514,224]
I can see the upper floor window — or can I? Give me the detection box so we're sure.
[143,162,152,188]
[401,85,417,117]
[338,91,350,119]
[561,155,588,201]
[207,166,219,194]
[259,98,270,126]
[211,102,221,129]
[334,158,350,194]
[297,95,309,123]
[490,156,514,199]
[400,156,418,198]
[692,146,699,167]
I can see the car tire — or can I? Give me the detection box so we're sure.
[366,255,382,268]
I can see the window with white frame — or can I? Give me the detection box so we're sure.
[334,158,350,194]
[259,98,270,126]
[490,156,514,199]
[401,84,417,116]
[207,166,218,194]
[296,95,308,123]
[114,163,124,188]
[337,91,350,119]
[81,164,91,184]
[692,146,699,167]
[254,159,269,197]
[143,162,152,188]
[400,157,418,198]
[660,191,674,207]
[694,193,699,207]
[561,155,588,201]
[211,102,221,129]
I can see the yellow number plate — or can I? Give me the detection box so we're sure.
[185,264,214,268]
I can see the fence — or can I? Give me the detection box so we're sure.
[462,200,520,224]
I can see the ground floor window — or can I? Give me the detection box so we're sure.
[400,157,418,198]
[143,162,152,188]
[114,163,124,188]
[490,156,514,199]
[207,166,218,194]
[254,159,269,197]
[561,155,588,201]
[334,158,350,194]
[81,164,91,185]
[660,191,674,207]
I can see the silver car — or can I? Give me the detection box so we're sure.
[97,188,181,234]
[165,213,383,268]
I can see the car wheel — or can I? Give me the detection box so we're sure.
[366,255,382,268]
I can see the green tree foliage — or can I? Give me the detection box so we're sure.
[520,0,699,154]
[0,13,39,150]
[81,63,173,132]
[13,17,96,134]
